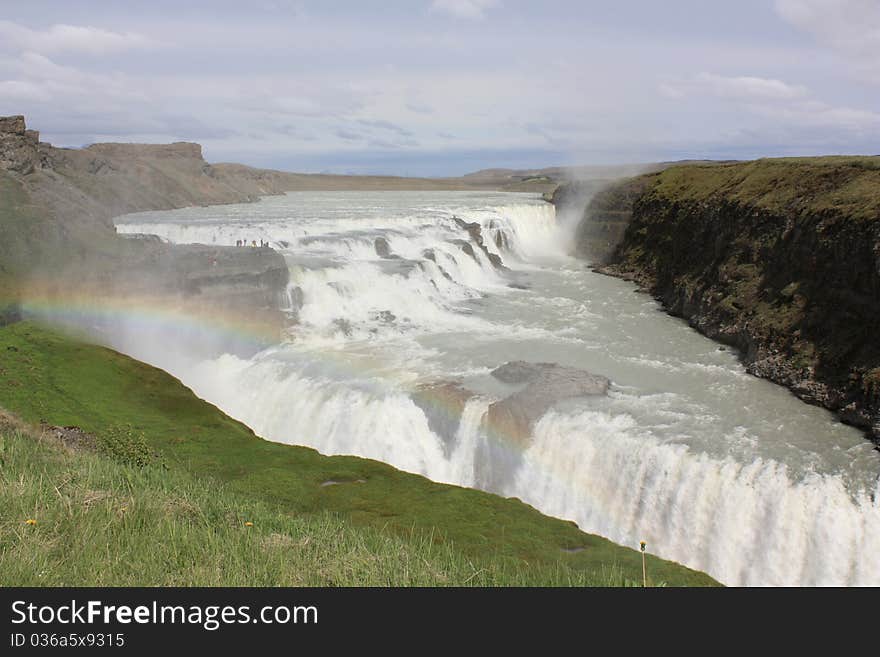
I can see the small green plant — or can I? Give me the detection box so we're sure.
[98,424,165,469]
[640,540,648,587]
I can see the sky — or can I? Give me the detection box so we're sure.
[1,0,879,175]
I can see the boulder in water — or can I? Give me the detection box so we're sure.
[451,239,478,262]
[452,216,507,270]
[485,361,610,448]
[374,236,398,259]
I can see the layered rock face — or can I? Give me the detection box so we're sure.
[0,115,40,175]
[569,159,880,441]
[551,178,645,263]
[86,142,204,160]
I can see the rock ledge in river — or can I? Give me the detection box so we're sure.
[485,361,609,448]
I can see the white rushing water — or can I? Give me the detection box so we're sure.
[116,190,880,586]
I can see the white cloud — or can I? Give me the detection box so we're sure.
[0,21,158,55]
[661,71,880,137]
[662,73,808,101]
[430,0,500,20]
[0,79,51,102]
[776,0,880,53]
[749,99,880,132]
[775,0,880,81]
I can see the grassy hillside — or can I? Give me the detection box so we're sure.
[647,156,880,220]
[1,420,643,586]
[0,321,717,586]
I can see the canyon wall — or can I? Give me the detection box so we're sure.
[556,158,880,440]
[0,116,289,343]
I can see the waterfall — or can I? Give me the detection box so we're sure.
[112,190,880,586]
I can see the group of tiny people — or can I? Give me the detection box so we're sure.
[235,239,270,248]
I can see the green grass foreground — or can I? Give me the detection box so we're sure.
[1,425,638,586]
[0,321,718,586]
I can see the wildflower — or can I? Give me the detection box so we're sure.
[25,519,37,526]
[244,521,254,527]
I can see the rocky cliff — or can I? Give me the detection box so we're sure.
[552,177,651,263]
[558,158,880,441]
[0,115,41,175]
[0,116,289,344]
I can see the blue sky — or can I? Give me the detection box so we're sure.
[1,0,878,175]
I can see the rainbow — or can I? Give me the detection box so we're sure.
[11,284,622,551]
[18,286,285,351]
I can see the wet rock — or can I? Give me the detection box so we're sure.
[451,239,478,261]
[452,216,507,270]
[374,236,398,259]
[411,382,474,456]
[333,318,353,336]
[119,233,165,244]
[373,310,396,323]
[288,286,305,310]
[485,361,610,448]
[485,251,505,268]
[374,236,391,257]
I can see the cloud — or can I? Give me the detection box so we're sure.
[662,73,808,101]
[0,79,51,102]
[430,0,500,20]
[406,102,433,114]
[0,52,149,108]
[775,0,880,54]
[775,0,880,81]
[334,129,363,141]
[0,21,159,55]
[357,118,414,137]
[366,137,418,150]
[661,71,880,139]
[749,100,880,133]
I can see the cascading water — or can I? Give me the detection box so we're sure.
[114,190,880,586]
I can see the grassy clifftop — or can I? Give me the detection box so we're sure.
[647,156,880,220]
[0,321,717,586]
